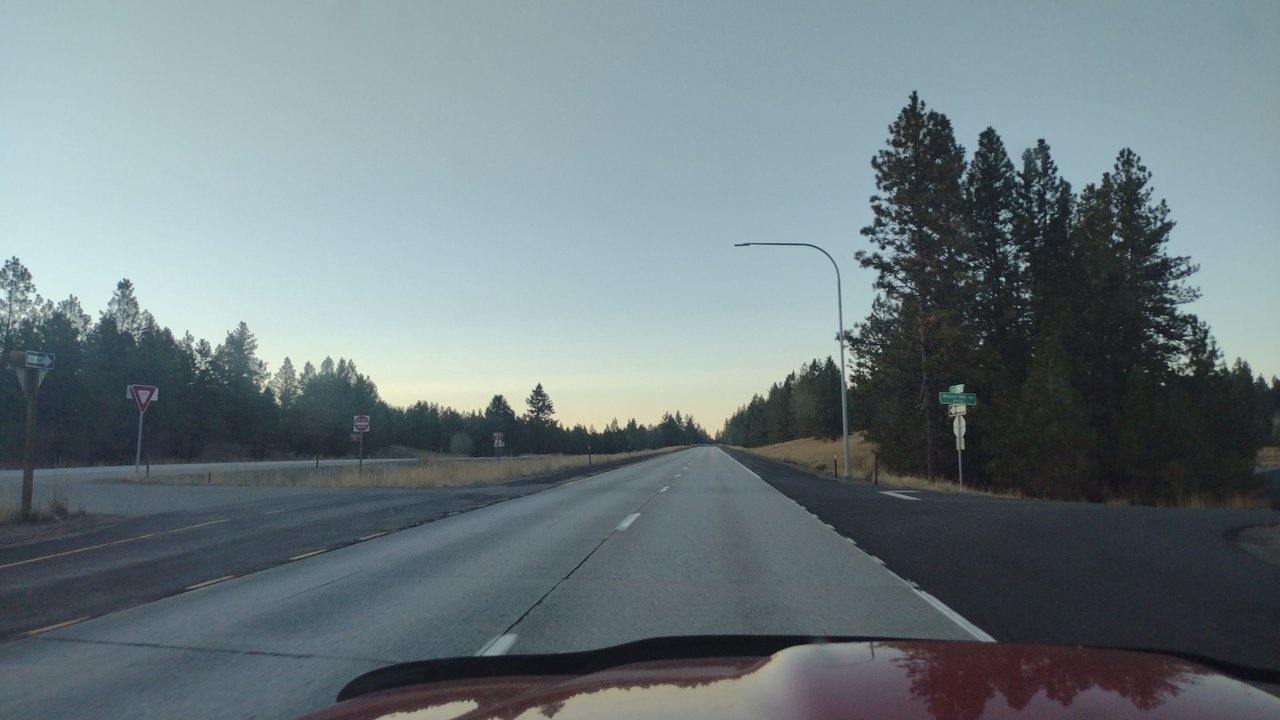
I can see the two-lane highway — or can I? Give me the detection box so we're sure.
[0,447,984,719]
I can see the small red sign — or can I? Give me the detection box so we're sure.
[353,415,371,433]
[131,384,158,413]
[350,433,361,442]
[493,432,504,442]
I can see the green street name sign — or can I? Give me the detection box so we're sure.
[939,392,977,405]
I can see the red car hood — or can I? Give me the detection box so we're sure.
[299,638,1280,720]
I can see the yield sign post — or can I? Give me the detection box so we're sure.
[128,385,159,477]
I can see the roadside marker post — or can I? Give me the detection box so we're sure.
[493,432,505,460]
[10,351,54,519]
[127,385,159,477]
[940,384,974,492]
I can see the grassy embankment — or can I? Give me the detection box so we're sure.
[738,435,1278,508]
[0,480,79,524]
[134,449,669,489]
[737,434,1019,499]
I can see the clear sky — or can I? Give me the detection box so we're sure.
[2,1,1277,431]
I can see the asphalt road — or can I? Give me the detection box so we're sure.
[728,449,1280,674]
[0,446,980,719]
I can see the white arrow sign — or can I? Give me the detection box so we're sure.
[952,415,967,439]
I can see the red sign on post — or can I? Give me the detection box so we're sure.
[130,385,158,414]
[493,432,504,442]
[350,433,361,442]
[353,415,371,433]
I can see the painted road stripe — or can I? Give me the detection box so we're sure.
[185,575,236,591]
[616,513,641,531]
[477,634,518,656]
[674,473,683,478]
[289,549,327,561]
[0,519,229,571]
[24,616,90,637]
[916,590,996,642]
[659,485,669,493]
[880,490,921,501]
[358,531,387,541]
[263,509,286,515]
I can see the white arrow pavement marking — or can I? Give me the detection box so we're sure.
[880,490,921,501]
[616,512,641,531]
[476,634,518,656]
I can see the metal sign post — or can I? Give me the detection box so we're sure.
[128,385,159,477]
[353,415,371,474]
[941,384,974,492]
[10,351,54,519]
[493,432,504,460]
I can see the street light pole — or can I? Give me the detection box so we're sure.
[734,242,852,480]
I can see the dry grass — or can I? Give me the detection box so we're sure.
[737,434,1019,499]
[740,435,878,479]
[0,480,83,525]
[1257,447,1280,472]
[1176,493,1269,511]
[741,436,1272,507]
[136,450,669,489]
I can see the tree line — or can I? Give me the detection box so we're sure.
[718,358,845,447]
[724,93,1279,504]
[0,263,709,467]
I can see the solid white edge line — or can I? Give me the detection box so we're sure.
[477,633,518,656]
[915,591,997,642]
[616,512,641,531]
[717,448,764,480]
[716,445,993,643]
[880,490,922,501]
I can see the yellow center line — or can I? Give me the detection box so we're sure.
[185,574,236,591]
[357,531,387,541]
[24,616,91,637]
[289,549,327,561]
[0,519,230,571]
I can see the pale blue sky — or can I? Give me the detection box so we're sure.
[2,1,1277,430]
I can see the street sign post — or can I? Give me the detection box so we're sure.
[10,350,54,519]
[952,415,967,491]
[941,385,976,492]
[492,432,505,459]
[127,385,159,477]
[353,415,370,473]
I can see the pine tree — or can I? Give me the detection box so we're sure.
[0,256,36,352]
[855,92,970,479]
[963,128,1024,384]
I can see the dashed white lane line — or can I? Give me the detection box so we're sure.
[880,490,921,501]
[24,616,91,636]
[659,485,669,493]
[289,549,326,561]
[616,513,641,531]
[185,575,236,591]
[477,633,518,656]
